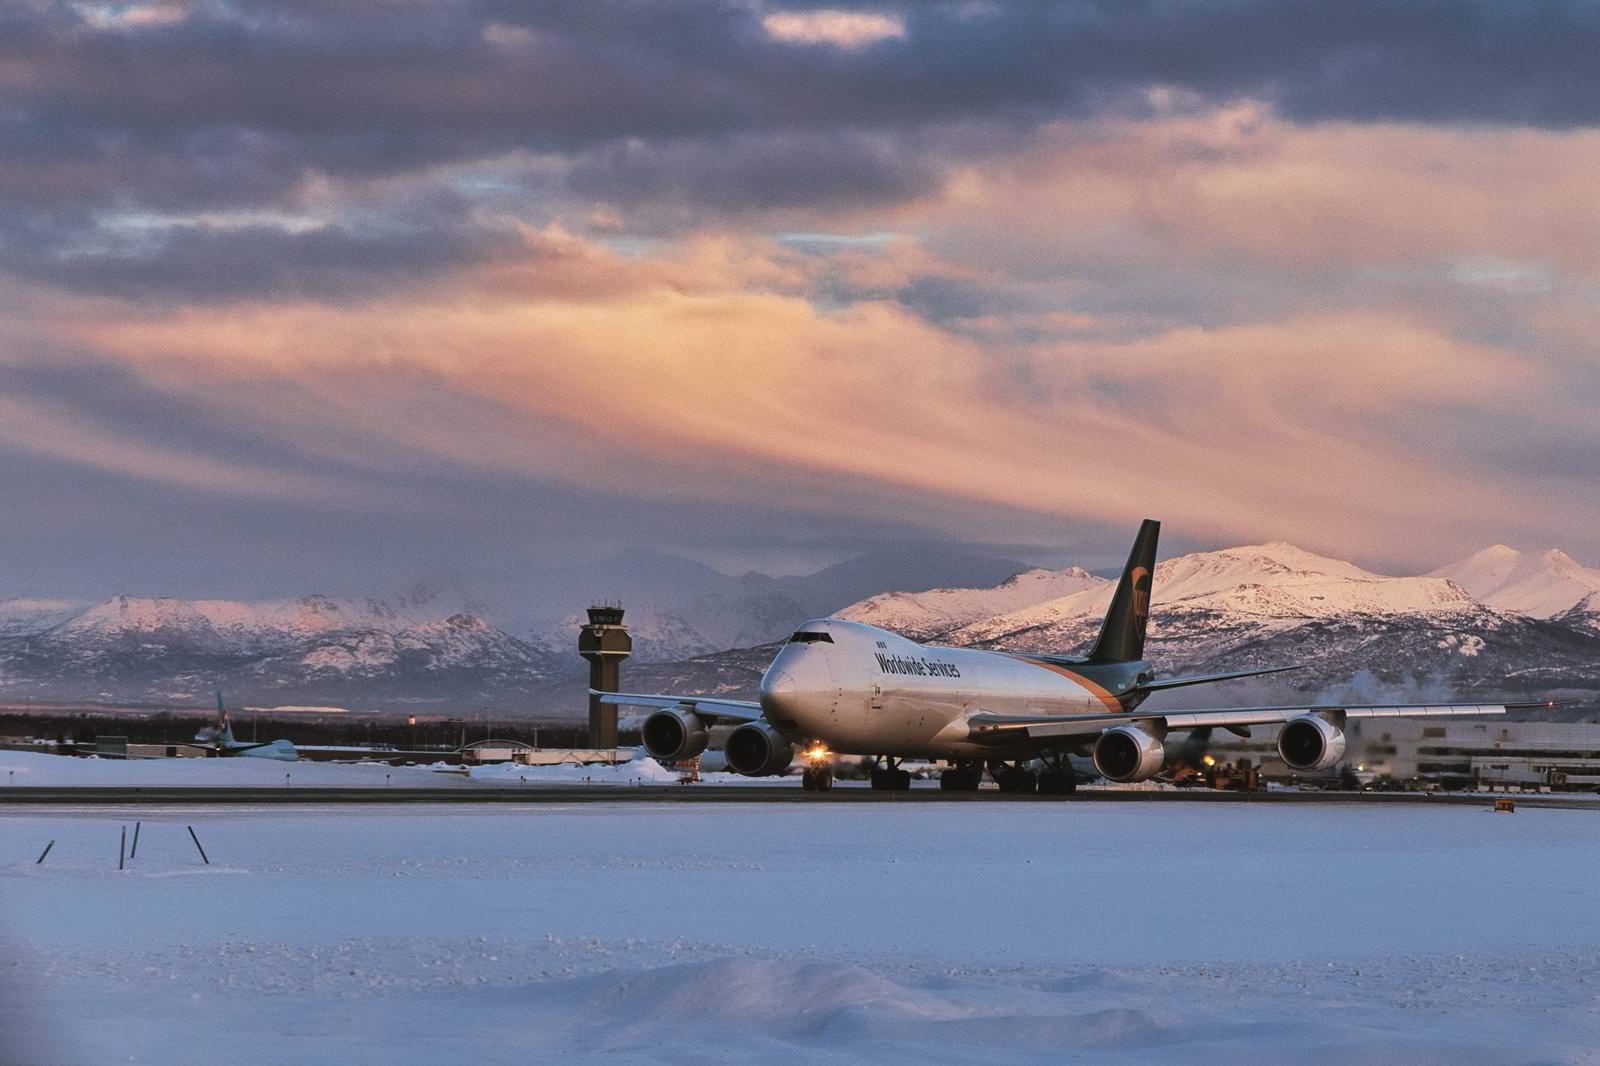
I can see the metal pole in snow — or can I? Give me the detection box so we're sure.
[119,825,126,871]
[187,825,210,865]
[35,840,53,864]
[130,821,141,860]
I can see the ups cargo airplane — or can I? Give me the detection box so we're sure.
[601,520,1550,792]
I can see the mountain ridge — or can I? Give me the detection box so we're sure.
[4,541,1598,713]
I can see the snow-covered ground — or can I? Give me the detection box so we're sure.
[1,801,1596,1064]
[0,747,712,787]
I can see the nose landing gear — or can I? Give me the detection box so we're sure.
[800,742,834,791]
[801,765,834,791]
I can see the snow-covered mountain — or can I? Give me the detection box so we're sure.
[0,593,564,707]
[0,548,1036,707]
[829,542,1600,708]
[6,542,1599,714]
[1431,545,1600,622]
[840,567,1106,639]
[947,543,1479,644]
[0,598,83,639]
[532,546,1035,661]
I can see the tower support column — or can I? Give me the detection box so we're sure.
[578,604,632,749]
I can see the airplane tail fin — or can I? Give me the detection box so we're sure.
[1087,519,1160,664]
[215,692,234,745]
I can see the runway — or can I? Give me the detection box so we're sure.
[1,784,1595,809]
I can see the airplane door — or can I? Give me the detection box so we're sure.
[871,683,883,710]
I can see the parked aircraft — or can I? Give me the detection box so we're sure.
[194,693,298,761]
[602,520,1551,792]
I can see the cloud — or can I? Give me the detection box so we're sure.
[762,9,906,49]
[4,3,1600,592]
[561,130,946,217]
[33,222,1568,568]
[0,384,358,504]
[5,0,1600,223]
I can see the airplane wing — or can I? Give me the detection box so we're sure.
[1131,664,1304,694]
[966,699,1557,743]
[593,690,764,723]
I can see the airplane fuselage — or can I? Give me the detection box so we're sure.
[219,738,298,761]
[760,618,1135,758]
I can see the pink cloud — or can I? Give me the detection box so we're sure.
[762,10,906,49]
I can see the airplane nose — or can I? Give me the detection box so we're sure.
[761,668,804,726]
[760,648,834,732]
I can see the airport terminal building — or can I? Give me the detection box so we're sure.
[1214,719,1600,791]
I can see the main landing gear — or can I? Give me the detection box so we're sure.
[1036,751,1078,796]
[939,761,982,791]
[990,761,1037,794]
[986,758,1078,796]
[1037,769,1077,795]
[868,757,912,791]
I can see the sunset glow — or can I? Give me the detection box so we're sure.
[3,1,1597,593]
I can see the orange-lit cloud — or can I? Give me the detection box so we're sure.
[52,215,1563,566]
[762,9,906,48]
[6,0,1600,589]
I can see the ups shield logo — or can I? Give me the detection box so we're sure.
[1130,566,1151,622]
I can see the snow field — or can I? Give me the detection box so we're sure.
[2,802,1597,1064]
[0,747,702,787]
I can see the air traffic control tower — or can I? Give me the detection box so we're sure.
[578,603,631,748]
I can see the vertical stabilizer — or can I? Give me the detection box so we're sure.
[1087,519,1160,663]
[215,692,235,746]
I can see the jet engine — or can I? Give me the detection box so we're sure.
[640,707,710,762]
[724,722,795,776]
[1276,714,1346,772]
[1092,724,1166,783]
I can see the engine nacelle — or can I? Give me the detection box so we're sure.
[640,708,710,762]
[1093,725,1166,783]
[1277,714,1347,772]
[724,722,795,776]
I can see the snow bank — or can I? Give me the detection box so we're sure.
[0,747,772,789]
[468,753,682,786]
[0,748,459,787]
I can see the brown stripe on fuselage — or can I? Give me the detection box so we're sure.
[1017,657,1125,713]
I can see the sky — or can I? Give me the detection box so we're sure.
[3,0,1600,599]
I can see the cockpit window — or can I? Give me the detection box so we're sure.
[788,631,834,644]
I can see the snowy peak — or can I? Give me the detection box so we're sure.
[838,567,1106,639]
[942,542,1480,646]
[1431,545,1600,619]
[0,590,565,705]
[52,592,492,645]
[1160,542,1379,584]
[1138,542,1472,616]
[0,598,84,639]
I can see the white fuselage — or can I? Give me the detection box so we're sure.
[759,619,1121,758]
[223,738,299,761]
